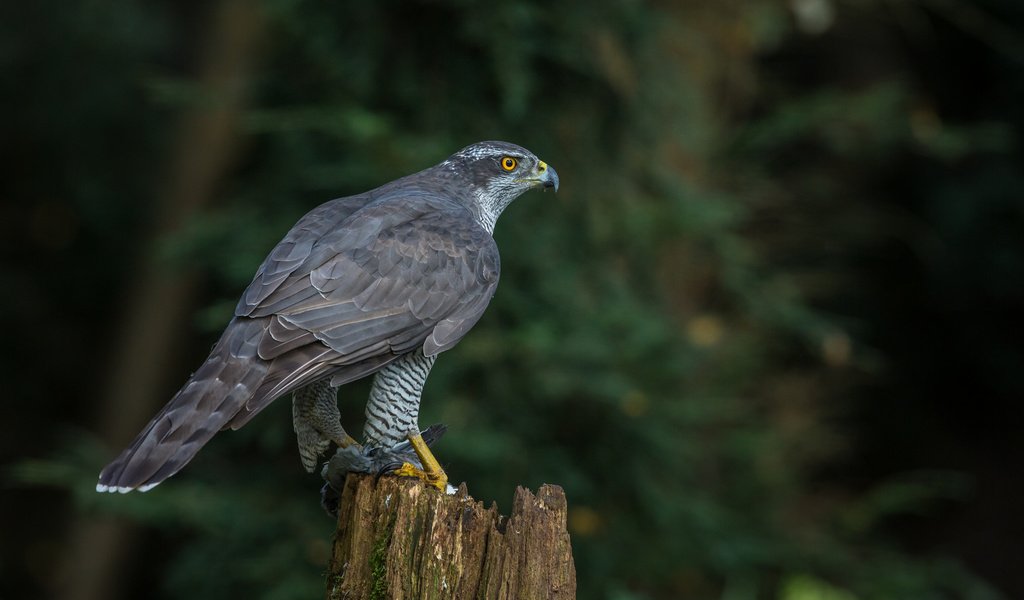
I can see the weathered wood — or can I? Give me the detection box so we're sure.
[325,474,576,600]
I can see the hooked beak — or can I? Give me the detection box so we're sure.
[535,160,559,192]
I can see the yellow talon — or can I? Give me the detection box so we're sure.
[393,432,448,492]
[393,463,423,477]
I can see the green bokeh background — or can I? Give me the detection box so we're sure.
[2,1,1022,598]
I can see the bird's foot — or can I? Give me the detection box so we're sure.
[320,425,451,516]
[393,462,447,491]
[392,432,448,492]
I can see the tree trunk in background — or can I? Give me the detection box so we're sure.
[326,475,576,600]
[56,2,264,599]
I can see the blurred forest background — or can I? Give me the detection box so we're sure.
[2,0,1022,598]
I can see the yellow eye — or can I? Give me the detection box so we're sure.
[501,157,517,171]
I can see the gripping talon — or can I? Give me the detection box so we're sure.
[394,463,424,478]
[392,432,448,492]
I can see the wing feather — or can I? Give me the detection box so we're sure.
[227,192,500,421]
[237,195,370,316]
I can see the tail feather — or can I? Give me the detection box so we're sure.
[96,319,270,493]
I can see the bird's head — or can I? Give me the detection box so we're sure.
[441,140,559,231]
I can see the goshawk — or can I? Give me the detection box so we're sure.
[97,140,559,493]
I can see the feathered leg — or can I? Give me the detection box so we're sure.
[292,379,359,473]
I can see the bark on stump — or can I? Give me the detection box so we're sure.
[325,473,576,599]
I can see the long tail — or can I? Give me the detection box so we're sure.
[97,319,270,493]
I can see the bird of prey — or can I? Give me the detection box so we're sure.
[97,140,559,493]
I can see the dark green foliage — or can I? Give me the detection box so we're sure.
[4,0,1023,598]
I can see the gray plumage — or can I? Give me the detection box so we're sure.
[292,379,352,473]
[97,140,558,493]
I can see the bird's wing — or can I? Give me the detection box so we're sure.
[235,195,371,316]
[233,193,500,412]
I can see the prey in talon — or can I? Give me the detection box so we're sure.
[96,141,559,494]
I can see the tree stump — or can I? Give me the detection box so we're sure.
[325,474,576,599]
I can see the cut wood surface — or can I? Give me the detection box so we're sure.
[325,473,576,600]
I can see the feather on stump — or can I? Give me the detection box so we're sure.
[325,473,576,600]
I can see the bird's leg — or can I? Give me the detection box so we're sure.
[293,380,361,473]
[363,350,447,490]
[393,431,448,492]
